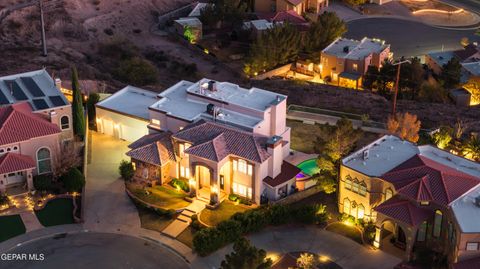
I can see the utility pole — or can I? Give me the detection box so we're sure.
[39,0,47,57]
[391,59,411,117]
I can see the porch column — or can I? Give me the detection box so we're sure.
[26,170,34,191]
[189,164,197,197]
[210,169,219,204]
[0,174,5,193]
[373,226,381,248]
[404,227,416,261]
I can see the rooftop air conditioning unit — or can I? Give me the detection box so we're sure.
[208,80,217,91]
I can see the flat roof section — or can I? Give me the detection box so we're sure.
[96,86,158,120]
[451,185,480,233]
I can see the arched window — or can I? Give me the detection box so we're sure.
[37,148,51,174]
[343,198,351,215]
[357,204,365,219]
[352,179,359,193]
[385,188,393,201]
[345,176,352,190]
[60,116,70,130]
[359,182,367,196]
[433,210,443,237]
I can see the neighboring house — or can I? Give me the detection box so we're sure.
[187,2,211,17]
[320,37,391,89]
[255,0,329,15]
[174,17,203,43]
[339,135,480,266]
[256,10,308,25]
[96,86,158,142]
[369,0,393,5]
[107,78,297,204]
[0,69,73,144]
[0,103,63,193]
[426,43,480,76]
[242,19,276,38]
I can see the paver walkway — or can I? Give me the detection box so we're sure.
[191,225,401,269]
[162,199,206,238]
[19,212,43,232]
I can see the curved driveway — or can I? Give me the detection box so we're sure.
[1,232,189,269]
[346,18,480,58]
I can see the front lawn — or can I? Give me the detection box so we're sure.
[326,222,363,244]
[35,198,74,227]
[199,201,249,227]
[127,184,189,210]
[135,204,174,232]
[0,215,26,242]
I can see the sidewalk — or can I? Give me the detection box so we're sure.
[19,212,43,233]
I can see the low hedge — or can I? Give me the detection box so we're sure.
[169,178,190,192]
[193,203,327,256]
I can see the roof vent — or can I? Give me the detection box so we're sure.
[363,150,369,160]
[343,46,349,53]
[390,146,394,150]
[206,103,215,115]
[475,196,480,208]
[208,80,216,91]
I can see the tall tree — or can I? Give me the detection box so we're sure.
[440,57,462,89]
[87,92,100,130]
[220,237,272,269]
[304,12,347,62]
[387,112,421,143]
[400,57,424,99]
[200,0,247,29]
[71,67,86,140]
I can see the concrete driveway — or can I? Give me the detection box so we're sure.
[191,225,401,269]
[83,132,140,232]
[1,232,189,269]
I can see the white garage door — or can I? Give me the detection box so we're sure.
[120,124,146,142]
[102,119,114,137]
[5,172,25,186]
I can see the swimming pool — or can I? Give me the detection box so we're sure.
[296,158,320,177]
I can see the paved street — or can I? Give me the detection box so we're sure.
[0,232,189,269]
[191,225,401,269]
[346,18,480,59]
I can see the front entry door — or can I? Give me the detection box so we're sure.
[197,166,211,188]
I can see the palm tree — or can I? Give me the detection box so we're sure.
[462,136,480,161]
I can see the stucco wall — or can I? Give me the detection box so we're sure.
[96,107,149,142]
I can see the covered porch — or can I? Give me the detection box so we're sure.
[338,72,362,90]
[0,153,36,194]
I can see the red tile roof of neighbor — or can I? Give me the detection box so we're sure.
[257,10,307,25]
[0,102,61,145]
[0,153,36,174]
[381,155,480,206]
[374,196,432,226]
[127,132,175,166]
[173,120,271,163]
[453,256,480,269]
[264,161,301,187]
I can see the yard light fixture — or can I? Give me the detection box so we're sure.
[189,178,195,187]
[211,184,218,194]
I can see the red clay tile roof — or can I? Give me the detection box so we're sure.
[127,132,175,166]
[257,10,307,25]
[374,196,431,226]
[381,155,480,206]
[264,161,301,187]
[453,256,480,269]
[0,102,61,145]
[173,120,270,163]
[0,153,36,174]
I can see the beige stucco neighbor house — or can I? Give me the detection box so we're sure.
[320,37,391,89]
[339,135,480,267]
[255,0,328,15]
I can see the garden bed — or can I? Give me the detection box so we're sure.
[198,201,250,227]
[34,198,74,227]
[126,183,189,210]
[0,215,26,242]
[325,222,363,245]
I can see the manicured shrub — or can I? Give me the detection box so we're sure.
[268,204,291,225]
[216,219,242,242]
[292,204,319,224]
[191,214,202,230]
[193,227,225,256]
[60,167,86,192]
[363,221,376,244]
[228,194,238,202]
[119,160,134,181]
[33,174,53,192]
[169,178,189,192]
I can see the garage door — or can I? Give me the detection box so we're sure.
[120,124,148,142]
[6,172,25,186]
[102,119,114,137]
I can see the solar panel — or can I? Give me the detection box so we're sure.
[49,95,67,106]
[20,77,45,97]
[5,80,28,100]
[0,90,9,105]
[32,99,49,110]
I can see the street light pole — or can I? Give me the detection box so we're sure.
[39,0,47,57]
[391,59,411,117]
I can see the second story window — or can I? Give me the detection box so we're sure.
[233,159,253,176]
[345,176,352,190]
[238,159,247,174]
[60,116,70,130]
[352,63,358,72]
[179,143,190,157]
[385,188,393,201]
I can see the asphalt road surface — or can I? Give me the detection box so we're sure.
[0,232,189,269]
[346,18,480,59]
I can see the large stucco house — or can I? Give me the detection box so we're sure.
[254,0,328,15]
[320,37,391,89]
[339,135,480,267]
[0,70,73,193]
[97,79,300,204]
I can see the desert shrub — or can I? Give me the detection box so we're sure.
[60,167,86,192]
[33,174,53,192]
[118,160,134,181]
[115,57,159,86]
[169,178,189,192]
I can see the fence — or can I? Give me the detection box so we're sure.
[273,185,324,205]
[252,63,293,80]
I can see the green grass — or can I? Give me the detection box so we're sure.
[35,198,74,227]
[129,185,189,210]
[177,226,195,249]
[199,201,249,227]
[326,222,363,244]
[0,215,26,242]
[135,204,174,232]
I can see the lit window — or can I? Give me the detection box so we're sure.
[232,182,251,198]
[357,204,365,219]
[345,176,352,190]
[420,201,430,206]
[151,119,160,125]
[247,187,252,199]
[180,166,185,177]
[352,180,359,193]
[247,164,253,176]
[60,116,69,130]
[466,242,479,251]
[37,148,51,174]
[385,188,393,201]
[185,167,190,178]
[238,159,247,174]
[433,210,443,237]
[233,160,238,171]
[352,63,358,72]
[343,198,351,215]
[359,182,367,196]
[233,182,238,193]
[179,144,189,157]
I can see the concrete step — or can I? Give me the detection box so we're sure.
[177,214,192,223]
[182,209,196,217]
[162,219,189,238]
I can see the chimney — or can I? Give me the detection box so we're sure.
[55,78,62,90]
[267,136,283,178]
[49,111,58,125]
[363,149,369,160]
[208,80,216,91]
